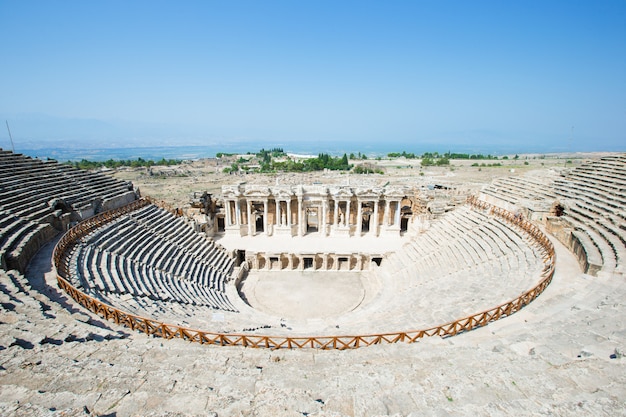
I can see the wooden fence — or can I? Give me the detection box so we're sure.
[53,196,556,349]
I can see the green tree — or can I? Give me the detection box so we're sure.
[421,157,434,167]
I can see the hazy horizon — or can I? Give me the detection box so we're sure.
[1,1,624,153]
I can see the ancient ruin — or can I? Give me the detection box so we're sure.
[219,184,414,238]
[1,148,625,415]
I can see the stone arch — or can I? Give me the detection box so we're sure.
[48,198,71,213]
[400,196,414,232]
[551,201,565,217]
[257,255,266,270]
[327,256,334,270]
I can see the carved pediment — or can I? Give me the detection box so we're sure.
[383,186,407,198]
[300,185,329,196]
[221,185,242,198]
[329,186,354,198]
[243,186,271,198]
[355,187,383,199]
[271,186,295,199]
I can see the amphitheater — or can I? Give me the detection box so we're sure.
[1,148,625,416]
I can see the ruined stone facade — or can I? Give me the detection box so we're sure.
[219,183,417,238]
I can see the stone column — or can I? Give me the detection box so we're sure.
[373,200,379,236]
[275,198,280,226]
[297,197,303,236]
[356,200,363,236]
[394,200,401,227]
[286,199,292,227]
[345,200,351,226]
[321,199,327,236]
[225,199,232,225]
[263,199,269,235]
[247,199,253,236]
[235,199,242,226]
[384,199,390,227]
[333,200,339,227]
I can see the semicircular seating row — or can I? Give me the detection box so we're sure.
[552,155,626,276]
[478,155,626,276]
[480,174,557,209]
[336,204,547,332]
[67,201,549,334]
[0,149,137,272]
[0,147,551,336]
[69,204,238,312]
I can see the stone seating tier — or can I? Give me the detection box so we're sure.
[480,154,626,277]
[85,205,233,280]
[0,213,57,272]
[326,204,547,333]
[480,175,556,206]
[46,195,553,338]
[553,155,626,275]
[565,170,626,196]
[0,150,135,224]
[70,204,237,312]
[559,206,624,274]
[0,149,139,273]
[556,173,626,203]
[70,244,236,311]
[554,181,625,214]
[576,163,626,184]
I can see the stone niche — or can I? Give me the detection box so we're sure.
[245,252,385,272]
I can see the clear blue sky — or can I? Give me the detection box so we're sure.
[0,0,624,153]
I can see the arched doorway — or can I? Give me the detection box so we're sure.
[400,197,413,233]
